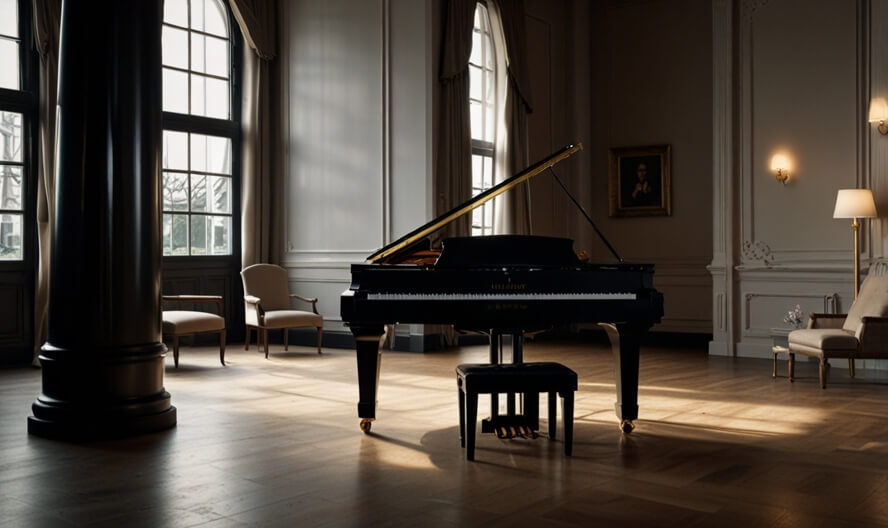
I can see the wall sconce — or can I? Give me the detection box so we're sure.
[869,97,888,135]
[770,153,791,185]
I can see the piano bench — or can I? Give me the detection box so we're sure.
[455,362,577,461]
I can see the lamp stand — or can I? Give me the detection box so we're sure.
[852,217,860,300]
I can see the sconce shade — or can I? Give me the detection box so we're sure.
[869,98,888,122]
[833,189,878,219]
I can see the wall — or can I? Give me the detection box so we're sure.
[279,0,435,343]
[712,0,888,371]
[579,0,714,334]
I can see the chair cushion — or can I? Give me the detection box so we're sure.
[843,274,888,332]
[788,328,858,358]
[263,310,323,329]
[163,310,225,335]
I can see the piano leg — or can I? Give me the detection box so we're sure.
[351,325,385,433]
[599,322,648,433]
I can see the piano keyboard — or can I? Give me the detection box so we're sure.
[367,292,637,301]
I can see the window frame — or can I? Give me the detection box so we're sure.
[0,0,38,268]
[469,1,498,237]
[161,0,242,261]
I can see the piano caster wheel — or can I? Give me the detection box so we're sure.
[359,419,373,434]
[620,420,635,434]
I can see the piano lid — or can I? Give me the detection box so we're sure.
[367,143,583,263]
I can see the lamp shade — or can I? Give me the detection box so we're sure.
[833,189,878,219]
[870,97,888,122]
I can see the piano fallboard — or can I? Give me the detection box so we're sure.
[340,262,663,330]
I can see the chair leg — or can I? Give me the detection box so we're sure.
[848,358,856,378]
[245,326,250,350]
[317,327,323,354]
[263,329,269,358]
[220,329,226,366]
[788,352,795,382]
[172,335,180,368]
[284,328,289,351]
[820,358,828,389]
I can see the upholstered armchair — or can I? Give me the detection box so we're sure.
[787,274,888,388]
[162,295,226,367]
[240,263,324,358]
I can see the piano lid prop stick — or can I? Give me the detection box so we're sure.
[547,167,624,263]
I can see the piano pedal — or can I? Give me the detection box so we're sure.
[494,425,539,440]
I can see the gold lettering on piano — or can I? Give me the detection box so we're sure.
[488,303,528,311]
[490,282,526,291]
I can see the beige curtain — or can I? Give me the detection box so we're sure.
[229,0,282,267]
[31,0,62,365]
[434,0,476,241]
[492,0,533,235]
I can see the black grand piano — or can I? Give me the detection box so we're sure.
[340,144,664,434]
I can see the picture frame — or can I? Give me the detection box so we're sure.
[608,144,672,217]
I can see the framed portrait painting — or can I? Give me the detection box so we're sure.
[608,145,672,217]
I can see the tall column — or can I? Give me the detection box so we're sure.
[28,0,176,439]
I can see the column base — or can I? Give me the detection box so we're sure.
[28,342,177,441]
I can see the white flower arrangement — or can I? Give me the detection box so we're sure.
[783,304,805,329]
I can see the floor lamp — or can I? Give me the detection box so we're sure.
[833,189,878,299]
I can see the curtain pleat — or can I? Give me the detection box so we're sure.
[492,0,533,235]
[228,0,281,267]
[435,0,476,241]
[32,0,62,365]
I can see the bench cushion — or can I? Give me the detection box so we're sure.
[456,362,577,393]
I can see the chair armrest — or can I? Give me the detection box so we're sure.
[163,295,224,314]
[290,294,319,314]
[244,294,264,322]
[858,316,888,354]
[808,313,846,329]
[244,295,262,305]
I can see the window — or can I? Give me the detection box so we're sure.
[0,0,33,261]
[469,2,498,236]
[162,0,238,256]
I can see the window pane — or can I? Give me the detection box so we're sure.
[164,214,189,256]
[0,38,19,90]
[0,0,17,37]
[191,0,228,37]
[190,134,231,174]
[163,0,188,27]
[482,155,493,189]
[469,65,481,102]
[162,26,189,69]
[0,213,21,260]
[162,172,189,212]
[0,165,22,210]
[162,130,189,170]
[469,100,482,140]
[191,33,228,78]
[210,215,230,255]
[0,111,22,162]
[163,68,189,114]
[190,74,229,119]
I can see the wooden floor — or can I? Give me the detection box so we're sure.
[2,337,888,527]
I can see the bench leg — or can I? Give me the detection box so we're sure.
[548,391,557,440]
[458,386,466,448]
[562,391,574,456]
[220,329,226,366]
[466,391,478,461]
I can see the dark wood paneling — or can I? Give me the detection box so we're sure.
[162,258,244,342]
[0,272,32,363]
